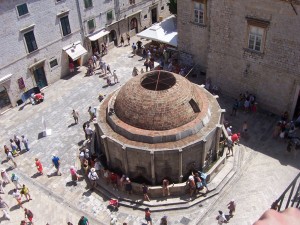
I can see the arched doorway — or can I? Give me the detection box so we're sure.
[0,86,11,112]
[109,30,117,46]
[130,17,138,34]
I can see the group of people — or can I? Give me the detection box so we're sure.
[231,92,257,116]
[186,171,209,199]
[216,200,236,224]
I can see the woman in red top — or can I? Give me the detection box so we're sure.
[35,158,43,175]
[145,208,153,225]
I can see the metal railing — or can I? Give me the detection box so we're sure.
[271,172,300,211]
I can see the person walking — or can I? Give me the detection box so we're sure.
[72,110,79,124]
[226,137,234,156]
[142,183,150,202]
[0,197,9,209]
[10,139,19,156]
[11,173,21,189]
[35,158,43,175]
[145,208,153,225]
[227,199,236,218]
[132,43,137,56]
[88,106,95,121]
[21,135,30,151]
[1,169,10,184]
[188,175,196,198]
[113,70,119,83]
[124,177,132,195]
[132,67,139,77]
[24,208,34,224]
[14,135,22,151]
[78,216,89,225]
[12,189,23,208]
[70,166,80,183]
[160,216,168,225]
[20,184,32,201]
[83,122,88,140]
[7,150,17,168]
[216,210,227,224]
[88,168,99,190]
[52,155,61,176]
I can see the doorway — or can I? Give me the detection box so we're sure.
[130,18,138,34]
[33,67,48,89]
[151,8,157,24]
[91,40,100,54]
[109,30,118,46]
[293,89,300,119]
[0,86,11,112]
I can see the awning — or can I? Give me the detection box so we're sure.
[0,74,12,84]
[88,30,110,41]
[63,41,87,61]
[137,15,178,47]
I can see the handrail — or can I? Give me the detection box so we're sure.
[271,172,300,211]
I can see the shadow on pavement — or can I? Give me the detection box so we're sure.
[31,172,42,179]
[9,204,21,212]
[37,132,45,140]
[68,123,77,128]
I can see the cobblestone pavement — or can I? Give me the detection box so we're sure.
[0,36,299,225]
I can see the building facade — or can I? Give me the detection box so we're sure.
[178,0,300,117]
[0,0,171,113]
[0,0,86,113]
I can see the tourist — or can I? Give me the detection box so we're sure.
[227,199,236,217]
[142,183,150,202]
[78,216,89,225]
[160,216,168,225]
[20,184,32,201]
[83,122,88,140]
[71,109,79,124]
[21,135,30,151]
[24,208,34,224]
[216,210,227,224]
[126,33,130,45]
[113,70,119,83]
[132,43,137,55]
[142,48,147,60]
[0,197,9,209]
[12,189,23,208]
[103,169,110,184]
[82,159,89,174]
[132,67,139,77]
[162,178,170,196]
[242,121,248,135]
[107,64,112,75]
[0,180,4,194]
[3,145,9,156]
[137,40,142,53]
[1,169,10,184]
[67,222,74,225]
[140,68,145,74]
[188,175,196,198]
[120,35,124,46]
[70,166,80,183]
[88,168,99,190]
[85,124,93,141]
[145,208,153,225]
[69,61,74,73]
[226,126,232,136]
[144,59,149,72]
[231,133,240,145]
[52,155,62,176]
[199,171,209,191]
[35,158,43,175]
[92,54,97,68]
[231,99,238,116]
[226,137,234,156]
[194,173,203,191]
[14,135,21,151]
[124,177,132,195]
[79,151,85,165]
[88,106,95,121]
[11,173,21,189]
[10,139,19,156]
[110,172,118,191]
[7,150,17,167]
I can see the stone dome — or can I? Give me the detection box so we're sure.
[114,71,202,131]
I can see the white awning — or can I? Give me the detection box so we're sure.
[88,30,110,41]
[63,41,87,61]
[0,74,12,84]
[137,15,178,47]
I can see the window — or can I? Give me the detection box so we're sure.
[17,3,29,17]
[60,16,71,36]
[161,6,165,10]
[49,58,58,68]
[107,11,113,21]
[129,0,135,4]
[144,14,147,19]
[246,17,269,53]
[194,2,205,25]
[248,26,264,52]
[84,0,93,8]
[24,30,38,53]
[87,19,95,30]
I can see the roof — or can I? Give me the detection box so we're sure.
[137,15,178,47]
[113,71,200,131]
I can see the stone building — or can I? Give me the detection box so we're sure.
[83,0,171,55]
[95,71,223,185]
[0,0,86,113]
[177,0,300,117]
